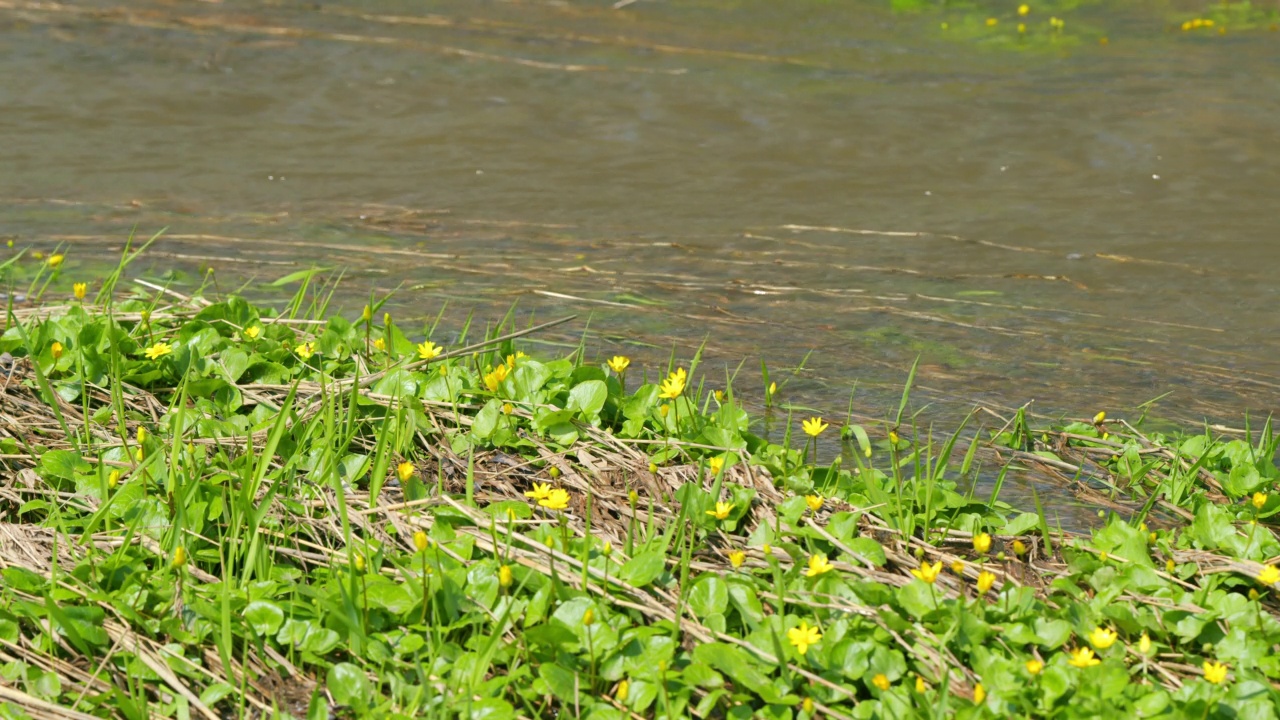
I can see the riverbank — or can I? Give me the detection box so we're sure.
[1,249,1277,719]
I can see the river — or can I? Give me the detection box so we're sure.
[3,0,1278,469]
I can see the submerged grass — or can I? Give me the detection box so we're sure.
[0,246,1278,719]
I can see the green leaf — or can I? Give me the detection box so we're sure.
[468,698,515,720]
[1001,512,1040,536]
[692,642,790,704]
[687,574,728,617]
[847,537,886,567]
[364,579,415,615]
[243,601,284,637]
[1033,618,1072,649]
[567,380,608,423]
[473,399,502,440]
[326,663,371,707]
[619,551,666,588]
[896,581,938,620]
[39,450,86,481]
[726,581,765,628]
[537,663,579,703]
[198,683,235,707]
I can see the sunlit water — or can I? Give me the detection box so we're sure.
[3,0,1279,520]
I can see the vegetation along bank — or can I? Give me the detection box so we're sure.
[0,243,1278,719]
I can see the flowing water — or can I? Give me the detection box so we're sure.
[3,0,1280,517]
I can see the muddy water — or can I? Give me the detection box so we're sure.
[3,0,1279,516]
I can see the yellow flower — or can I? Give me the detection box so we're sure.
[714,390,724,402]
[1249,588,1261,601]
[768,381,777,397]
[539,488,570,511]
[413,530,429,551]
[50,341,63,360]
[502,403,514,415]
[1252,492,1267,510]
[144,342,172,360]
[787,621,822,656]
[658,368,687,399]
[416,341,442,360]
[607,356,630,373]
[762,543,773,556]
[393,462,413,483]
[872,673,890,690]
[353,553,366,572]
[802,417,829,437]
[1018,3,1029,15]
[295,342,315,361]
[1089,627,1118,650]
[602,542,613,557]
[582,608,595,626]
[1099,551,1109,562]
[806,553,835,577]
[73,282,87,300]
[372,337,386,352]
[977,570,996,593]
[708,456,725,475]
[1093,410,1106,424]
[1257,565,1280,585]
[616,679,629,702]
[135,447,144,462]
[107,470,120,489]
[1050,16,1064,29]
[1012,539,1028,556]
[805,494,824,512]
[915,676,927,693]
[548,466,561,478]
[525,482,552,501]
[47,253,64,268]
[801,697,814,714]
[1017,22,1026,33]
[951,560,965,575]
[170,546,186,570]
[483,364,509,392]
[361,305,373,322]
[1203,660,1228,685]
[242,325,260,340]
[729,550,746,568]
[1067,647,1101,668]
[1026,658,1043,675]
[137,427,147,444]
[1138,632,1151,655]
[706,501,732,520]
[986,17,998,26]
[659,404,670,417]
[973,532,992,554]
[911,560,942,584]
[1166,558,1176,573]
[973,683,986,704]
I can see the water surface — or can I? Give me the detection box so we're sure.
[3,0,1278,444]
